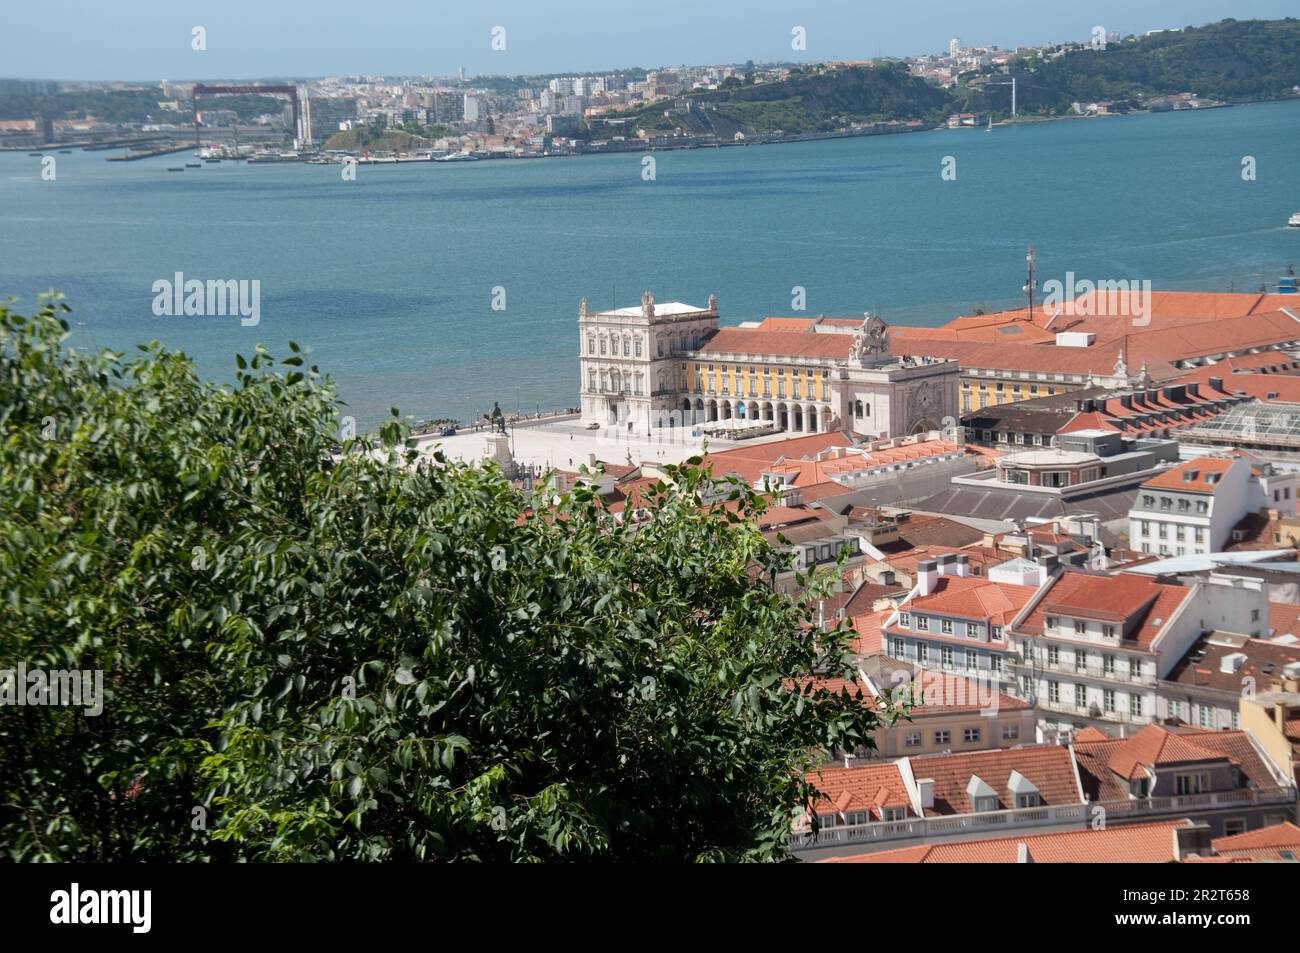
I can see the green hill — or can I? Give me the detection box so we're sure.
[961,18,1300,116]
[612,63,953,136]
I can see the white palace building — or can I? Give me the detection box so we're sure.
[578,292,960,439]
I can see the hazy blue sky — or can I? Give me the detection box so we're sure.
[4,0,1295,80]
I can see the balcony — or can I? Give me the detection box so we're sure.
[790,786,1296,855]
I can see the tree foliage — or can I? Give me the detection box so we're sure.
[0,299,880,862]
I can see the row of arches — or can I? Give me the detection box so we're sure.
[655,399,833,433]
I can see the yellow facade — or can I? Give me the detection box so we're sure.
[959,375,1073,413]
[687,361,832,402]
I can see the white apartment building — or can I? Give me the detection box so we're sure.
[1011,569,1270,736]
[1128,455,1297,556]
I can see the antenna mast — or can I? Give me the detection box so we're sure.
[1024,244,1037,319]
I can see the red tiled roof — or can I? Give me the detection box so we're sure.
[1211,821,1300,860]
[895,574,1038,627]
[805,761,912,821]
[1017,571,1191,645]
[849,609,889,655]
[698,327,855,360]
[908,745,1082,815]
[1074,726,1281,802]
[1140,457,1237,493]
[1105,724,1232,781]
[822,819,1191,863]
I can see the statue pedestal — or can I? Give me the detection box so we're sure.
[484,433,513,469]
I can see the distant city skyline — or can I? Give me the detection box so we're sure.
[3,0,1297,82]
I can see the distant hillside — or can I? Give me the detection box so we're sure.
[612,63,954,136]
[961,17,1300,116]
[321,127,430,152]
[0,86,287,123]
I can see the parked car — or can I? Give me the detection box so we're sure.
[439,425,457,437]
[585,421,600,430]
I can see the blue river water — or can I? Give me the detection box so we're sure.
[2,99,1298,428]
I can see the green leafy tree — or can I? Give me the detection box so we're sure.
[0,298,883,862]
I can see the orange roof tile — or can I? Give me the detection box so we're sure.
[1140,457,1238,493]
[1211,822,1300,860]
[805,762,912,821]
[907,745,1082,815]
[822,819,1191,863]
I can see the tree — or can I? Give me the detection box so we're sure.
[0,298,883,862]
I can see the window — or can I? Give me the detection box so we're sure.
[917,643,928,664]
[941,646,954,669]
[965,623,980,639]
[883,806,907,822]
[1130,694,1143,717]
[966,652,978,671]
[991,625,1004,642]
[1015,792,1040,809]
[599,338,607,355]
[1103,625,1116,639]
[892,637,906,657]
[634,338,642,357]
[1045,616,1058,631]
[1075,650,1087,672]
[1047,646,1059,666]
[915,616,929,631]
[974,796,998,813]
[899,612,911,628]
[963,727,980,743]
[941,619,953,635]
[1175,772,1209,796]
[1002,724,1019,740]
[1104,689,1116,713]
[1074,620,1087,637]
[990,655,1002,674]
[904,731,922,748]
[623,339,630,357]
[933,730,951,745]
[1223,818,1247,837]
[1103,655,1115,676]
[1048,680,1060,703]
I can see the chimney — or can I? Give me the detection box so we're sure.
[881,569,897,586]
[917,778,935,810]
[1209,376,1224,393]
[937,552,958,575]
[1187,381,1200,398]
[1016,843,1033,864]
[1219,652,1247,675]
[917,560,939,596]
[954,554,969,577]
[1276,701,1287,732]
[1173,823,1213,862]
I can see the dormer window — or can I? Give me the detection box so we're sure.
[1007,770,1040,809]
[968,773,999,813]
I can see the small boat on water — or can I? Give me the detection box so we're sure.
[166,166,185,172]
[434,150,481,162]
[986,116,993,132]
[58,149,72,154]
[1289,212,1300,228]
[27,152,42,156]
[185,162,201,168]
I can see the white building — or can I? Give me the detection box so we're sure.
[1129,455,1296,556]
[577,294,960,438]
[1011,570,1270,736]
[463,94,480,122]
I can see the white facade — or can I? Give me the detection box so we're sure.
[578,294,960,439]
[1129,456,1294,556]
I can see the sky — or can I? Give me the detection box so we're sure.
[3,0,1296,81]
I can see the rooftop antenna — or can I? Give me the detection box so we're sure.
[1023,244,1037,320]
